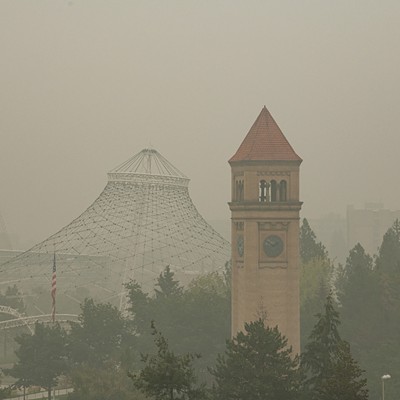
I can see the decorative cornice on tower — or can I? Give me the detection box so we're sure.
[229,106,302,163]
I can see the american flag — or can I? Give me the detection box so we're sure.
[51,253,56,322]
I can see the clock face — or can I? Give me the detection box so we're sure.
[263,235,284,258]
[237,235,244,257]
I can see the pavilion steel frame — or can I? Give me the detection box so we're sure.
[0,149,230,316]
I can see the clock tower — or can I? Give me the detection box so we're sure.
[229,106,302,354]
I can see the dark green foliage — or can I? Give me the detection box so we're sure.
[67,363,143,400]
[126,267,230,382]
[301,294,343,380]
[0,284,25,316]
[155,265,183,300]
[0,387,11,400]
[300,218,328,264]
[314,341,369,400]
[7,322,68,400]
[131,322,205,400]
[376,219,400,317]
[0,285,26,361]
[337,244,381,354]
[299,218,332,348]
[211,319,301,400]
[0,371,11,400]
[301,294,368,400]
[337,221,400,399]
[67,298,132,368]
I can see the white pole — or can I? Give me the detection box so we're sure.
[381,374,391,400]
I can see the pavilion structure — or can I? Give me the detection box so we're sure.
[0,149,230,315]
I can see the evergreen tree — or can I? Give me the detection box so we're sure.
[336,243,381,354]
[300,218,328,264]
[131,322,204,400]
[301,294,368,400]
[7,322,68,400]
[361,220,400,399]
[126,267,230,382]
[155,265,183,300]
[375,219,400,315]
[125,279,151,336]
[299,219,332,348]
[300,257,332,347]
[125,266,187,356]
[211,319,301,400]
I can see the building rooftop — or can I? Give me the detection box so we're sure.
[229,106,302,163]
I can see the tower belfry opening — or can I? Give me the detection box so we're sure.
[229,106,302,354]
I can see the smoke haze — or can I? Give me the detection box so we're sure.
[1,1,400,248]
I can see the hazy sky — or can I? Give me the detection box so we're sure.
[1,1,400,249]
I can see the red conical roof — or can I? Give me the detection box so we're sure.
[229,106,302,162]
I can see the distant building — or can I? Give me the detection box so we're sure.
[309,213,347,264]
[347,203,400,256]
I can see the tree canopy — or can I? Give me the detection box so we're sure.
[7,322,68,400]
[301,294,368,400]
[211,319,301,400]
[299,218,332,348]
[126,267,230,382]
[337,221,400,398]
[67,298,132,368]
[300,218,328,264]
[131,321,204,400]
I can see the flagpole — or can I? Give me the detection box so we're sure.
[51,252,57,323]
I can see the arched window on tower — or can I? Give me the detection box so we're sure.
[235,180,244,202]
[239,180,244,201]
[259,180,268,202]
[270,180,277,202]
[279,180,287,202]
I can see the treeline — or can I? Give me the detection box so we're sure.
[2,262,369,400]
[2,280,367,400]
[300,218,400,399]
[1,268,231,400]
[2,218,400,399]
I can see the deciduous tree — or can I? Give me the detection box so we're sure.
[67,298,132,367]
[68,362,144,400]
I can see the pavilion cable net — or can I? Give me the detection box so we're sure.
[0,210,12,250]
[0,149,230,316]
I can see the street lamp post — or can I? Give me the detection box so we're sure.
[381,374,391,400]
